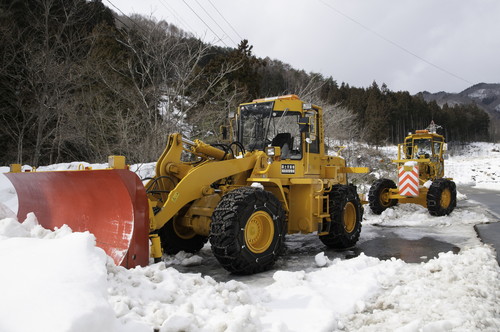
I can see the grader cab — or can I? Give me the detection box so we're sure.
[7,95,368,274]
[368,123,457,216]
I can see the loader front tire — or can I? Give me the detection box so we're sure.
[159,217,207,255]
[319,185,362,249]
[368,178,398,214]
[427,179,457,216]
[210,187,286,275]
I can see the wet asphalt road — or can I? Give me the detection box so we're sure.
[459,186,500,218]
[460,185,500,264]
[163,185,499,283]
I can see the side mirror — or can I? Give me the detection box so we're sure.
[298,117,310,133]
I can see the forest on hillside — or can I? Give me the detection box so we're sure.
[0,0,491,166]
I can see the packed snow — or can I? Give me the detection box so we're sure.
[0,143,499,332]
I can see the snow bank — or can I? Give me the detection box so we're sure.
[0,213,499,332]
[108,264,262,331]
[363,203,490,227]
[0,215,121,332]
[260,253,405,331]
[343,246,500,331]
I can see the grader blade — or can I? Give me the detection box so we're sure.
[5,169,149,268]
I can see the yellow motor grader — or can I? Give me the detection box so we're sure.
[7,95,368,274]
[368,123,456,216]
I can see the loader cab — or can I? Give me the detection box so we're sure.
[237,95,320,160]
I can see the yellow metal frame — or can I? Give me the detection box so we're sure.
[387,187,428,207]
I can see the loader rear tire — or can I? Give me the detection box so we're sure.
[210,187,286,275]
[159,217,207,255]
[427,179,457,216]
[368,178,398,214]
[319,185,362,249]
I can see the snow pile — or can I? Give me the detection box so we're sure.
[1,213,499,331]
[343,246,500,331]
[162,251,204,266]
[364,203,490,227]
[260,253,405,331]
[0,215,122,332]
[108,265,261,331]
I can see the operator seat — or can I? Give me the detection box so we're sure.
[271,133,293,158]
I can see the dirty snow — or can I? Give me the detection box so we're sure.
[0,143,499,332]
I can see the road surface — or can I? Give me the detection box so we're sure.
[163,185,499,284]
[460,185,500,264]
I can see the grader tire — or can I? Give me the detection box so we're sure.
[427,179,457,216]
[368,178,398,214]
[320,185,363,249]
[210,187,286,275]
[158,217,207,255]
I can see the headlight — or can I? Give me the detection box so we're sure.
[265,146,276,156]
[265,146,281,157]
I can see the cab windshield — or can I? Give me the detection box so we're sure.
[239,102,302,159]
[414,139,432,157]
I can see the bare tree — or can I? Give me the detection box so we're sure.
[111,16,242,161]
[0,0,106,165]
[323,103,361,146]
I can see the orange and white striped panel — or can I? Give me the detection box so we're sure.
[398,165,419,196]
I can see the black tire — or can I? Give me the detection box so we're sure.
[158,216,207,255]
[319,185,363,249]
[368,178,398,214]
[427,179,457,216]
[210,187,286,275]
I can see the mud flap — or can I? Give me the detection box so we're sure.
[5,169,149,268]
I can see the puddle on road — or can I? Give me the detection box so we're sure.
[160,228,462,285]
[347,236,460,263]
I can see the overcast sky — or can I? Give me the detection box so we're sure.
[108,0,500,94]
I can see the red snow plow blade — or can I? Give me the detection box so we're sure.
[5,169,149,268]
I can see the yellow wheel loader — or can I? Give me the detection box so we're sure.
[7,95,368,274]
[368,122,457,216]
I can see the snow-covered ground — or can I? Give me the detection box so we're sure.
[0,143,499,332]
[447,142,500,190]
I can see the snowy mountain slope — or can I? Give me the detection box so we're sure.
[420,83,500,141]
[420,83,500,120]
